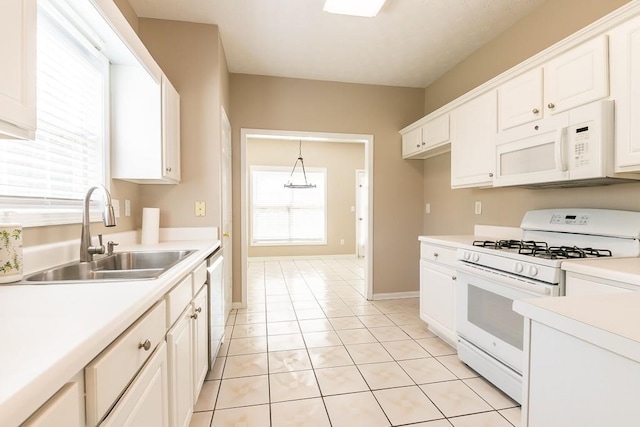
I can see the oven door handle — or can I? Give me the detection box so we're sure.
[456,263,553,296]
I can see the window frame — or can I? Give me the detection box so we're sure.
[250,165,328,247]
[0,0,111,228]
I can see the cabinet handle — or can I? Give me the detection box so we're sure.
[433,253,439,258]
[489,172,494,177]
[166,167,172,172]
[138,339,151,351]
[416,144,421,148]
[547,102,555,109]
[195,307,202,313]
[452,276,457,281]
[532,108,539,114]
[191,313,199,320]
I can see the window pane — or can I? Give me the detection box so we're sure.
[251,168,326,245]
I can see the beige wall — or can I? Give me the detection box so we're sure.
[230,75,425,299]
[424,0,631,114]
[247,138,364,257]
[137,19,230,230]
[422,0,635,236]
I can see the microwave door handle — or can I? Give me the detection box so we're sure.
[555,127,568,172]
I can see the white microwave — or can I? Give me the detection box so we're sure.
[493,100,625,187]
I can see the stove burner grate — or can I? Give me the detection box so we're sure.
[472,240,613,260]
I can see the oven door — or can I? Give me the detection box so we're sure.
[456,263,558,373]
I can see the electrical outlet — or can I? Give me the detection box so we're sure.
[112,199,120,218]
[350,206,355,212]
[340,239,345,245]
[124,200,131,217]
[195,201,206,217]
[425,203,430,214]
[475,201,482,215]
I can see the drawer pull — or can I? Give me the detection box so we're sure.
[195,307,202,313]
[138,340,151,351]
[433,253,439,258]
[191,313,199,320]
[452,276,457,281]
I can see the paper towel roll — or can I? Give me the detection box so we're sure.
[141,207,160,245]
[0,224,22,283]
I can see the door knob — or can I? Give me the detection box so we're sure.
[223,232,230,238]
[547,103,555,109]
[532,108,539,114]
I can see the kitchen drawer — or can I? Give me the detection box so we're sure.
[85,300,166,426]
[191,260,207,295]
[420,242,458,266]
[166,275,193,328]
[22,381,83,427]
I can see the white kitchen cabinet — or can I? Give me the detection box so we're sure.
[401,114,450,159]
[497,36,608,132]
[0,0,36,140]
[450,90,497,188]
[565,271,635,296]
[522,320,640,427]
[543,36,609,115]
[167,308,193,427]
[22,379,84,427]
[191,286,209,400]
[100,342,170,427]
[610,15,640,172]
[419,242,458,346]
[498,68,543,130]
[111,66,181,184]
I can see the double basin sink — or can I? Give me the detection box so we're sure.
[23,250,195,283]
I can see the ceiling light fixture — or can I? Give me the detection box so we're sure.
[323,0,387,18]
[284,140,316,189]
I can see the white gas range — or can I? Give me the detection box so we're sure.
[455,208,640,404]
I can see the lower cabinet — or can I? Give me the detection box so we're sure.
[419,241,458,346]
[22,378,85,427]
[100,342,170,427]
[167,309,194,427]
[192,286,209,399]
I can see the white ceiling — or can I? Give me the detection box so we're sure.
[127,0,545,88]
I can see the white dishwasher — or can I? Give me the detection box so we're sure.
[207,249,224,367]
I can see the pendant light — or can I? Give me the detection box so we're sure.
[284,140,316,189]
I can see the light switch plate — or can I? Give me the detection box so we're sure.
[475,201,482,215]
[425,203,430,214]
[124,200,131,217]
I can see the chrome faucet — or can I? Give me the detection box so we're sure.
[80,185,117,262]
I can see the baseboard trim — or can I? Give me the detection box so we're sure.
[248,254,359,261]
[231,302,243,309]
[372,291,419,300]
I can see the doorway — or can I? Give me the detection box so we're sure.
[240,129,374,305]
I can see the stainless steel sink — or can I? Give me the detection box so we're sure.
[22,250,195,283]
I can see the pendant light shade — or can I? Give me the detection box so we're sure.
[285,140,316,189]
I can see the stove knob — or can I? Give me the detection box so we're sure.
[472,253,480,263]
[463,251,470,260]
[528,265,538,277]
[514,262,524,274]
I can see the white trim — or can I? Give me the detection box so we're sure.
[248,254,358,261]
[372,291,420,300]
[231,302,243,310]
[241,128,374,308]
[400,1,640,135]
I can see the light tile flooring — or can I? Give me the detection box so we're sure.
[190,257,521,427]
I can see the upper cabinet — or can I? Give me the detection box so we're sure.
[450,90,497,189]
[0,0,36,140]
[401,113,450,159]
[498,36,609,131]
[611,15,640,172]
[111,69,181,184]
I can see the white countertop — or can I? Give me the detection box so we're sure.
[0,231,220,426]
[514,292,640,364]
[562,257,640,287]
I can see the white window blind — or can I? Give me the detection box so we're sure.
[251,167,327,245]
[0,0,108,226]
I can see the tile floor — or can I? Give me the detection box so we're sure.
[190,257,521,427]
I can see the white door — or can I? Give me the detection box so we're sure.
[355,170,367,258]
[221,107,233,319]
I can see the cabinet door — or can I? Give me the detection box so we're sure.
[167,310,193,427]
[419,260,456,345]
[0,0,36,139]
[543,35,609,115]
[611,16,640,171]
[101,342,170,427]
[192,286,209,401]
[162,75,181,182]
[401,127,423,158]
[23,381,84,427]
[423,114,449,148]
[450,90,497,188]
[498,68,543,130]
